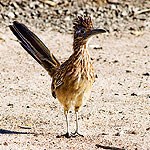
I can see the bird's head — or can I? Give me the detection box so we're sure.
[73,16,106,47]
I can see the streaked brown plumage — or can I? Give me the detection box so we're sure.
[9,16,106,138]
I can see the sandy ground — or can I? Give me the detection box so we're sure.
[0,26,150,150]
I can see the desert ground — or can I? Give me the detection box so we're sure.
[0,0,150,150]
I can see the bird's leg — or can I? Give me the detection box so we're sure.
[61,110,71,138]
[56,110,72,138]
[72,111,84,137]
[65,111,70,137]
[75,111,79,133]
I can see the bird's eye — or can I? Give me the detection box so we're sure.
[80,29,85,34]
[75,28,85,36]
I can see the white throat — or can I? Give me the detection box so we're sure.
[86,37,93,48]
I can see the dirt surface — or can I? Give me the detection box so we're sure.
[0,1,150,150]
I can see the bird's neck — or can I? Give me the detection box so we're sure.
[72,40,93,80]
[73,38,90,52]
[73,41,88,54]
[72,40,91,64]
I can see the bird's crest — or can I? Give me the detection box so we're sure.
[73,16,93,31]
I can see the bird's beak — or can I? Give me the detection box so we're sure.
[83,28,107,41]
[89,28,106,37]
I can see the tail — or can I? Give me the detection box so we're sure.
[9,21,60,77]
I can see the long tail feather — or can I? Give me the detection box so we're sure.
[9,21,60,77]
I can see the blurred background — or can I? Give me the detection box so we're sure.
[0,0,150,33]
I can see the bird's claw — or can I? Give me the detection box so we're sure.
[56,132,84,138]
[56,132,71,138]
[71,131,84,137]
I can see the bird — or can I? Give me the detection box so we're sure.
[9,16,106,138]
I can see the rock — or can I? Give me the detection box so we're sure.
[7,12,15,19]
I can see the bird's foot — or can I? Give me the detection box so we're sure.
[71,131,84,137]
[56,131,84,138]
[56,132,72,138]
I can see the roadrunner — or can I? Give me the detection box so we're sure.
[9,16,106,138]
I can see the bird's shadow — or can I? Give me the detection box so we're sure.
[95,144,126,150]
[0,129,34,135]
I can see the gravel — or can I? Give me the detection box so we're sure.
[0,0,150,33]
